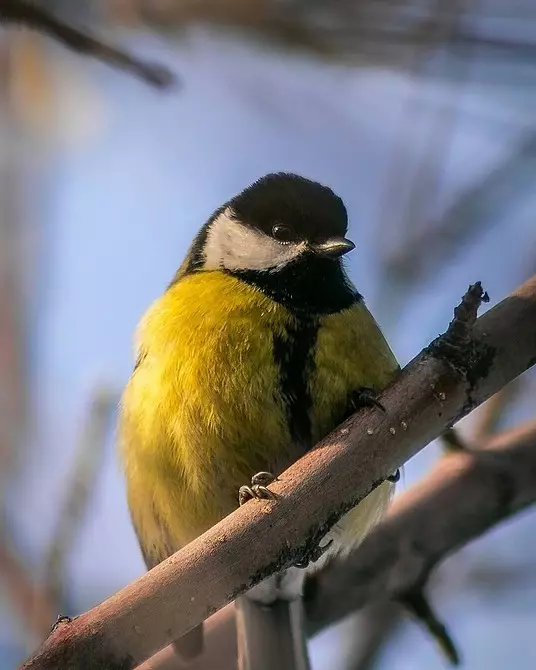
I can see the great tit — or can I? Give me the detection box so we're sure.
[119,172,399,669]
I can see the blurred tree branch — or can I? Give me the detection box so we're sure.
[343,602,402,670]
[382,131,536,287]
[19,276,536,669]
[0,541,56,641]
[375,0,465,251]
[306,418,536,645]
[44,387,117,607]
[0,390,115,654]
[103,0,536,74]
[0,0,177,87]
[342,377,527,670]
[5,1,534,88]
[0,34,27,485]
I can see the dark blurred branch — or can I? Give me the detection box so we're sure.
[108,0,536,75]
[346,551,536,670]
[0,0,177,87]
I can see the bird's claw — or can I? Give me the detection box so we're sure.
[350,386,386,413]
[238,472,277,506]
[251,471,276,487]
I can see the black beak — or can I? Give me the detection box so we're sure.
[312,237,355,258]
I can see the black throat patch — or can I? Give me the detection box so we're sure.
[273,318,319,446]
[232,256,361,317]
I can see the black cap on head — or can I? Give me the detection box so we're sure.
[229,172,348,243]
[173,172,360,314]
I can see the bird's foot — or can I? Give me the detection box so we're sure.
[349,386,386,413]
[293,539,333,569]
[238,471,277,506]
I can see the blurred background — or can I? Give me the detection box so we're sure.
[1,1,536,668]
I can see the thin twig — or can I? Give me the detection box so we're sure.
[44,387,117,607]
[0,0,177,88]
[399,591,459,665]
[383,131,536,285]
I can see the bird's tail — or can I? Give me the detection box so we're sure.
[236,595,311,670]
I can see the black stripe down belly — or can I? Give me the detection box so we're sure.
[272,318,319,446]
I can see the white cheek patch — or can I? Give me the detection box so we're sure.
[203,208,304,272]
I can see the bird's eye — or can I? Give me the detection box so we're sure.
[272,224,295,243]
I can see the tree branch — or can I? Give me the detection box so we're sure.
[306,417,536,631]
[20,276,536,669]
[143,419,536,670]
[0,0,177,88]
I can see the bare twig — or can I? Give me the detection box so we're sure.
[398,591,459,664]
[19,276,536,669]
[0,0,177,88]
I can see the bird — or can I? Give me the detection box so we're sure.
[118,172,400,670]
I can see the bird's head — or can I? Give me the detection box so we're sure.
[199,172,355,273]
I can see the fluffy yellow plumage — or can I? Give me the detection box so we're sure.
[120,270,398,566]
[119,172,400,669]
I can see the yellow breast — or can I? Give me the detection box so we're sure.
[119,270,398,565]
